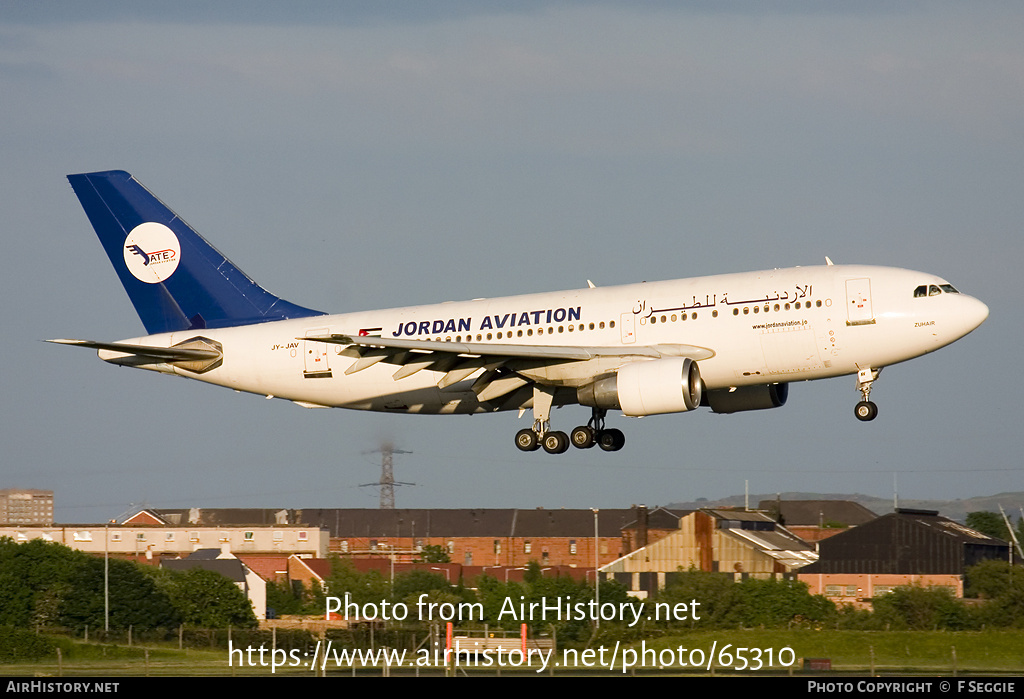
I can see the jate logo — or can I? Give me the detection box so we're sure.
[123,222,180,284]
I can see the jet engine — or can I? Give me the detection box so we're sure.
[578,357,703,416]
[704,383,788,414]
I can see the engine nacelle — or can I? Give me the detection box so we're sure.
[705,383,788,414]
[577,357,703,416]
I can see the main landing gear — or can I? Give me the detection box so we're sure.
[514,387,625,454]
[854,367,881,422]
[567,408,625,452]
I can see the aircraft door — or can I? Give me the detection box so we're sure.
[846,278,875,326]
[303,328,333,378]
[620,313,636,344]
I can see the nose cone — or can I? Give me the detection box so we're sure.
[953,294,989,339]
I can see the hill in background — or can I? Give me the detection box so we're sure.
[667,491,1024,523]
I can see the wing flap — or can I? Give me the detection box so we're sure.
[476,374,530,403]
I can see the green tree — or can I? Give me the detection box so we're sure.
[162,567,257,628]
[966,558,1017,599]
[523,560,544,585]
[0,538,179,630]
[60,556,179,630]
[473,567,640,641]
[871,584,969,630]
[392,570,453,602]
[732,577,834,628]
[416,545,451,563]
[966,511,1011,540]
[266,580,306,617]
[324,557,389,605]
[660,570,834,629]
[0,538,80,627]
[965,560,1024,628]
[660,569,737,628]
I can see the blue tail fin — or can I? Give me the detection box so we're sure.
[68,170,324,335]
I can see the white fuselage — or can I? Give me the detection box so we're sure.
[100,264,988,416]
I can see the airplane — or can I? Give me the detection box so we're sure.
[51,170,989,454]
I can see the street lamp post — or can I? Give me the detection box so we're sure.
[592,508,599,628]
[104,519,113,633]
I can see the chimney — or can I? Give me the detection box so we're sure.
[636,504,649,550]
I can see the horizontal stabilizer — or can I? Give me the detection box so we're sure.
[48,338,223,373]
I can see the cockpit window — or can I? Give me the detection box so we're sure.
[915,283,960,298]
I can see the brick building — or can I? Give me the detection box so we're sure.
[127,506,647,568]
[306,507,637,568]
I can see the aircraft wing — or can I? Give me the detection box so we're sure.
[311,334,714,361]
[304,333,714,404]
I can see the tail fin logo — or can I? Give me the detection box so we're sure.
[123,222,181,284]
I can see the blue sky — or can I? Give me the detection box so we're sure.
[2,2,1021,522]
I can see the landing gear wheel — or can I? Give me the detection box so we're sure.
[543,431,570,454]
[855,401,878,422]
[597,428,625,452]
[570,426,595,449]
[515,428,541,451]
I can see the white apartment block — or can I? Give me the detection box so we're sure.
[0,489,54,526]
[0,524,328,559]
